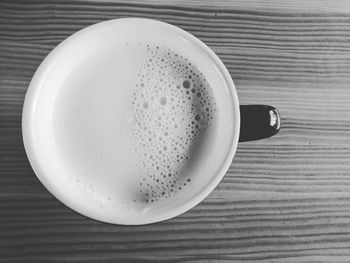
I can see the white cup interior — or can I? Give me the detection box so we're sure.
[22,18,240,225]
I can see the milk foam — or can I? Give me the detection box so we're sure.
[131,44,217,203]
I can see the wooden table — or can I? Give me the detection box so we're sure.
[1,1,350,262]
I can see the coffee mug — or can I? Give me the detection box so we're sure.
[22,18,280,225]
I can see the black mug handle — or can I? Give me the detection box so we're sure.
[239,105,281,142]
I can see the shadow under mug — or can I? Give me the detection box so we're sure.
[22,18,280,225]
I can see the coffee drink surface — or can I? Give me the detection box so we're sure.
[53,42,217,210]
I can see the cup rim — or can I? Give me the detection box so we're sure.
[22,18,240,225]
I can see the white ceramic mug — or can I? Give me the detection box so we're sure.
[22,18,280,225]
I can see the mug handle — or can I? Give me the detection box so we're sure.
[239,105,281,142]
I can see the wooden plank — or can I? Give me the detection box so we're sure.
[1,0,350,262]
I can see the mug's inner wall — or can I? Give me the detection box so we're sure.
[24,19,238,224]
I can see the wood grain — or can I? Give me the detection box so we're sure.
[1,0,350,262]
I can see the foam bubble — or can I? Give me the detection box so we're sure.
[183,80,191,89]
[159,97,167,105]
